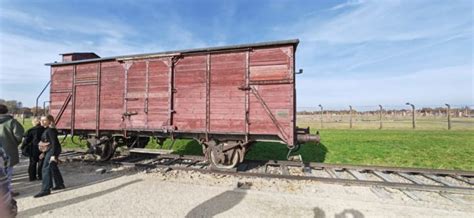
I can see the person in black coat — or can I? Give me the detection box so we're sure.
[34,115,65,198]
[20,117,45,181]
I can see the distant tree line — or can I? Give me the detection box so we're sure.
[297,106,473,117]
[0,99,41,116]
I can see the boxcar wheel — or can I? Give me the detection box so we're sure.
[210,147,240,169]
[88,139,116,161]
[99,140,117,161]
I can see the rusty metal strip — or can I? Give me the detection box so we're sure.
[75,77,97,81]
[125,97,139,101]
[250,86,289,142]
[145,61,149,128]
[117,52,181,61]
[123,62,132,136]
[75,81,98,85]
[205,54,211,141]
[71,65,77,136]
[249,79,293,85]
[51,89,72,93]
[96,62,101,136]
[75,76,98,82]
[183,48,252,56]
[168,58,175,127]
[245,51,250,142]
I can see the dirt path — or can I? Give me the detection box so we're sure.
[12,158,474,217]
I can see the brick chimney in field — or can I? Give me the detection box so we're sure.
[61,52,100,62]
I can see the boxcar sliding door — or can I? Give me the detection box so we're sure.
[123,59,171,130]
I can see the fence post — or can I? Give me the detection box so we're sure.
[349,105,353,129]
[445,103,451,130]
[406,102,415,129]
[379,105,383,129]
[318,104,323,129]
[43,100,51,116]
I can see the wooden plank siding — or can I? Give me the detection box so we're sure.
[99,61,125,130]
[50,65,73,129]
[174,55,207,131]
[249,46,295,144]
[209,52,245,133]
[49,42,296,145]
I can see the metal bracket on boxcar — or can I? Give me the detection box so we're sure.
[124,97,139,101]
[295,69,303,74]
[123,111,138,117]
[238,85,251,91]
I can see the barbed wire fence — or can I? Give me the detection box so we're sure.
[297,104,474,130]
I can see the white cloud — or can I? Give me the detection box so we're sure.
[0,9,53,31]
[329,0,364,11]
[0,7,209,106]
[302,0,471,43]
[1,7,133,40]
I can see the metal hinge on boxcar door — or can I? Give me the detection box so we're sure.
[123,111,138,117]
[238,85,251,91]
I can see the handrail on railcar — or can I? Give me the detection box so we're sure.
[35,80,51,116]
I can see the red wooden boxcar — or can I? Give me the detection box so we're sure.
[46,39,319,168]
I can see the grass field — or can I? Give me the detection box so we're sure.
[19,118,474,171]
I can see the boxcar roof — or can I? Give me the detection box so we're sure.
[46,38,299,66]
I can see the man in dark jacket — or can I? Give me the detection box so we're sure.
[20,117,45,181]
[0,104,24,197]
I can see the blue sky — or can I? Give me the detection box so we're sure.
[0,0,472,110]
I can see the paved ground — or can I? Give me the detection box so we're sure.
[11,157,474,217]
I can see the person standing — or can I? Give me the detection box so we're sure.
[0,146,17,217]
[0,104,24,197]
[34,115,65,198]
[20,117,45,181]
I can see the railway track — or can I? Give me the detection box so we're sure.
[59,150,474,195]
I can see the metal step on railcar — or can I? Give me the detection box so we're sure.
[129,148,173,155]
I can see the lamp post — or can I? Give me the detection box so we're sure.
[318,104,323,129]
[445,103,451,130]
[43,101,51,115]
[349,105,353,129]
[379,105,383,129]
[406,102,415,129]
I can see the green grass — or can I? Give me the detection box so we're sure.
[125,129,474,171]
[19,118,474,171]
[246,129,474,171]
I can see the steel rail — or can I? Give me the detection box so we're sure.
[62,152,474,194]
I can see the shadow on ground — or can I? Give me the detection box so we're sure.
[314,207,364,218]
[185,189,246,217]
[12,159,131,200]
[18,179,142,217]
